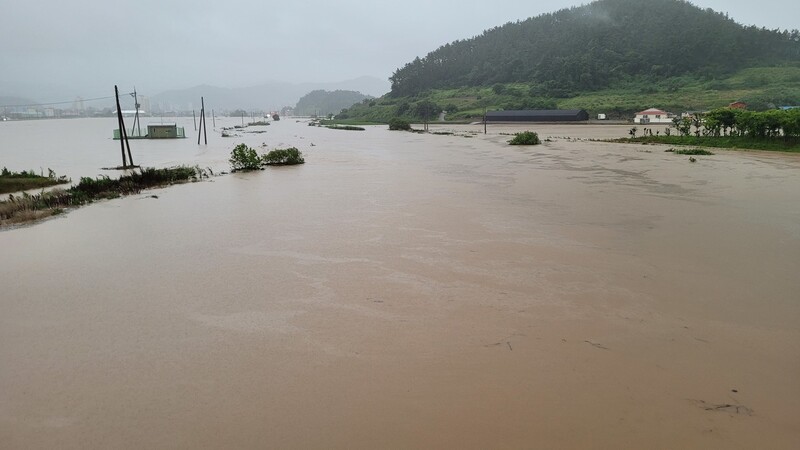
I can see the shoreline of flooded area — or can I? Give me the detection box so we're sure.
[1,120,799,448]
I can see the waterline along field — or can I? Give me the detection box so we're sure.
[1,118,798,449]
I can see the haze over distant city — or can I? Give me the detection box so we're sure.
[1,0,795,102]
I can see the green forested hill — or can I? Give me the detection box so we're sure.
[294,90,371,116]
[389,0,798,97]
[338,66,800,122]
[338,0,799,122]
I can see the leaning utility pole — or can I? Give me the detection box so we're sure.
[114,85,134,167]
[197,97,207,145]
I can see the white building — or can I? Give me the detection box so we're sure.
[634,108,673,124]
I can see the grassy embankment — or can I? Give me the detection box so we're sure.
[0,168,70,195]
[324,125,365,131]
[611,135,800,153]
[1,166,204,226]
[318,119,384,126]
[339,66,800,123]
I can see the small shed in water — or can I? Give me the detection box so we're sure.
[113,123,186,140]
[147,124,183,139]
[485,109,589,122]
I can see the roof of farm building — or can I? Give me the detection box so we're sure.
[485,110,589,121]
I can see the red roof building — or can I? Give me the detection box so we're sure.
[634,108,673,124]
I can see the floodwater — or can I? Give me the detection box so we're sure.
[1,119,799,449]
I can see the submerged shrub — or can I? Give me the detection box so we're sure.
[229,143,262,171]
[388,117,411,131]
[326,125,365,131]
[673,148,715,155]
[263,147,305,165]
[508,131,541,145]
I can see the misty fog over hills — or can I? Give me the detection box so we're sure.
[149,76,390,112]
[0,76,389,114]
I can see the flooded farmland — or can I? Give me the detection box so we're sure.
[1,119,799,449]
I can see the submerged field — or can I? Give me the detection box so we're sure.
[1,121,798,449]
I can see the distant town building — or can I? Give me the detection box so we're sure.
[634,108,673,124]
[729,101,747,109]
[138,95,151,115]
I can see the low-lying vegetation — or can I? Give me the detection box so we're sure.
[611,108,800,152]
[665,148,715,155]
[263,148,305,165]
[1,166,204,227]
[508,131,541,145]
[229,144,305,171]
[388,118,411,131]
[0,167,70,194]
[325,125,365,131]
[614,135,800,152]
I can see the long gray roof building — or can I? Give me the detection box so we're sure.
[486,109,589,122]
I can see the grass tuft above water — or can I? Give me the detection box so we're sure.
[665,148,715,155]
[0,167,70,194]
[609,135,800,152]
[1,166,205,227]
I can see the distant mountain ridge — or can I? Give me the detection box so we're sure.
[294,90,372,116]
[0,96,39,109]
[151,76,389,112]
[389,0,800,96]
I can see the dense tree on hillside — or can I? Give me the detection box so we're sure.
[389,0,799,97]
[294,90,371,116]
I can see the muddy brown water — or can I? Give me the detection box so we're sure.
[1,120,799,448]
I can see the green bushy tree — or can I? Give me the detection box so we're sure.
[388,117,412,131]
[263,148,305,165]
[508,131,541,145]
[229,144,262,171]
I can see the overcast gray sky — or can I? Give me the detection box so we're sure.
[0,0,795,100]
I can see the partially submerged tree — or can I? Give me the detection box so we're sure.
[388,117,412,131]
[508,131,541,145]
[263,148,304,165]
[229,144,262,171]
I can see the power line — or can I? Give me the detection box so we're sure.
[0,93,134,109]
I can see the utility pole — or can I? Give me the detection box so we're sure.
[197,97,207,145]
[114,85,134,168]
[193,110,197,131]
[115,86,127,167]
[212,109,216,128]
[201,97,207,144]
[131,88,141,137]
[484,108,487,134]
